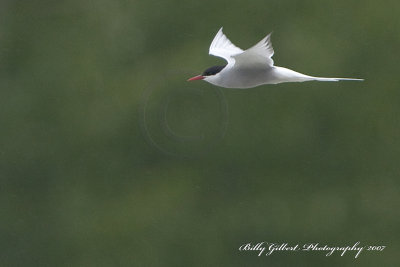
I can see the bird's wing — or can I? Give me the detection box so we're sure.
[232,33,275,68]
[209,27,244,64]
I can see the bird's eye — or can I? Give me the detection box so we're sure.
[202,65,226,77]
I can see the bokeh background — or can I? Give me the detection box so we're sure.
[1,0,399,266]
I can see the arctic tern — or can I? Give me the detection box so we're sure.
[188,27,363,88]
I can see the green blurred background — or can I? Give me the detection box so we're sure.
[1,0,399,266]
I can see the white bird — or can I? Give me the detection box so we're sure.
[188,27,363,88]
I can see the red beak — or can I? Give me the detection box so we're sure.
[187,75,205,81]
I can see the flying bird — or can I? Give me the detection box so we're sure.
[188,27,363,88]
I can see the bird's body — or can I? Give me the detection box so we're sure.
[188,28,363,88]
[206,65,332,88]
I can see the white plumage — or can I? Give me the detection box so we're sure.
[188,27,363,88]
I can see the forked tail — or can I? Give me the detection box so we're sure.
[313,77,364,82]
[273,67,364,83]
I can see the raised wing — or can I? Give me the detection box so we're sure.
[209,27,243,64]
[233,33,275,68]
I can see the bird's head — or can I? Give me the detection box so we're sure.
[187,65,226,82]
